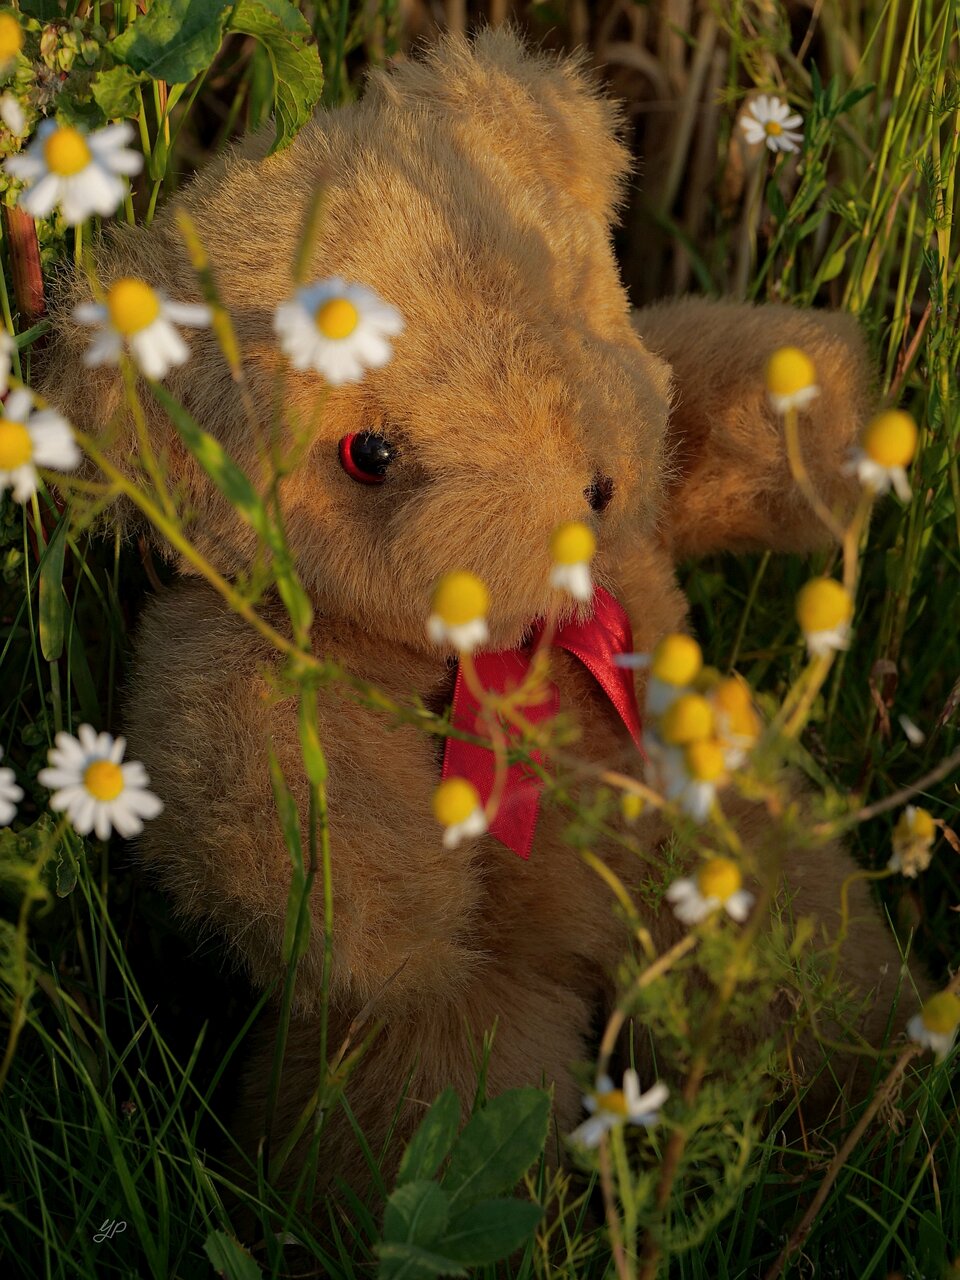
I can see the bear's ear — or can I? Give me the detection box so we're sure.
[364,27,631,226]
[632,298,874,559]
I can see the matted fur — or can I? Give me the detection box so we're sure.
[42,28,921,1196]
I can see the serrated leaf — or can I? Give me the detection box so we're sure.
[383,1180,449,1246]
[92,64,147,119]
[398,1087,460,1185]
[203,1229,262,1279]
[229,0,324,151]
[442,1087,550,1208]
[111,0,231,84]
[38,516,67,662]
[442,1197,543,1264]
[377,1243,465,1280]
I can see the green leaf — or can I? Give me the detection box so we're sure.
[398,1088,460,1185]
[442,1198,543,1265]
[203,1229,262,1279]
[110,0,231,85]
[383,1180,449,1246]
[38,516,67,662]
[229,0,324,151]
[819,247,847,283]
[442,1087,550,1208]
[377,1242,466,1280]
[92,64,147,119]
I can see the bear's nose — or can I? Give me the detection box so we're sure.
[585,472,615,514]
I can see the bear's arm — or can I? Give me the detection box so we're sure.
[632,298,873,560]
[124,580,483,1019]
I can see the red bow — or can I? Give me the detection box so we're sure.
[440,587,643,858]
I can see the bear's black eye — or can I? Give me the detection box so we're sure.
[338,432,396,485]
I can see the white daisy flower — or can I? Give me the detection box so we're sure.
[741,95,804,153]
[273,277,404,385]
[38,725,163,841]
[0,329,14,395]
[74,277,211,381]
[432,778,487,850]
[0,387,80,503]
[796,577,853,658]
[907,992,960,1063]
[765,346,819,413]
[666,857,755,926]
[845,410,918,503]
[887,805,936,879]
[427,571,490,654]
[6,120,143,225]
[549,520,596,602]
[0,92,26,138]
[570,1069,668,1149]
[0,748,23,826]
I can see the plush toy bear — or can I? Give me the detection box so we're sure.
[46,29,919,1193]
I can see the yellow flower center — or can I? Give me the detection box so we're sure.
[764,120,783,137]
[550,520,596,566]
[431,571,489,627]
[713,677,761,742]
[658,693,714,745]
[696,857,742,902]
[596,1088,629,1117]
[432,777,480,828]
[920,992,960,1036]
[84,760,124,802]
[651,633,702,686]
[0,420,32,469]
[43,126,92,177]
[621,791,645,824]
[107,278,161,336]
[315,297,359,340]
[909,807,935,840]
[861,410,918,468]
[0,13,23,62]
[684,739,725,782]
[796,578,852,634]
[765,346,816,399]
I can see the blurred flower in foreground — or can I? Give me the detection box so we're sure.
[6,121,142,225]
[0,749,23,826]
[765,346,819,413]
[0,91,26,137]
[74,277,211,381]
[274,278,403,384]
[38,726,163,840]
[741,95,804,153]
[667,857,755,925]
[908,992,960,1062]
[711,675,762,768]
[0,12,23,71]
[549,520,596,602]
[845,409,917,502]
[796,577,852,657]
[887,805,936,878]
[432,777,486,849]
[0,388,79,503]
[570,1069,668,1148]
[427,570,489,652]
[616,632,703,716]
[621,790,645,824]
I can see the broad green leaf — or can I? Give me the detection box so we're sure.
[378,1242,465,1280]
[111,0,231,85]
[38,516,67,662]
[398,1087,460,1185]
[383,1180,449,1246]
[229,0,324,151]
[442,1198,543,1265]
[820,248,847,283]
[92,64,147,119]
[203,1229,262,1279]
[442,1087,550,1208]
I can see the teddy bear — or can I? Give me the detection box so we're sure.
[43,28,922,1196]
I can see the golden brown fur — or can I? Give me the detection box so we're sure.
[42,29,921,1197]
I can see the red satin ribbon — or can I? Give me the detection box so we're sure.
[441,587,643,859]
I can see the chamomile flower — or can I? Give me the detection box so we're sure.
[765,346,819,413]
[672,739,726,822]
[666,857,755,925]
[616,633,703,716]
[38,725,162,840]
[796,577,852,657]
[845,409,918,502]
[0,748,23,826]
[0,12,23,71]
[73,278,211,381]
[432,777,486,849]
[740,95,804,153]
[887,805,936,878]
[908,992,960,1062]
[570,1069,668,1149]
[549,520,596,601]
[427,571,490,653]
[274,278,403,385]
[710,675,762,769]
[0,388,79,503]
[620,790,646,824]
[657,693,715,746]
[0,91,26,137]
[6,121,142,225]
